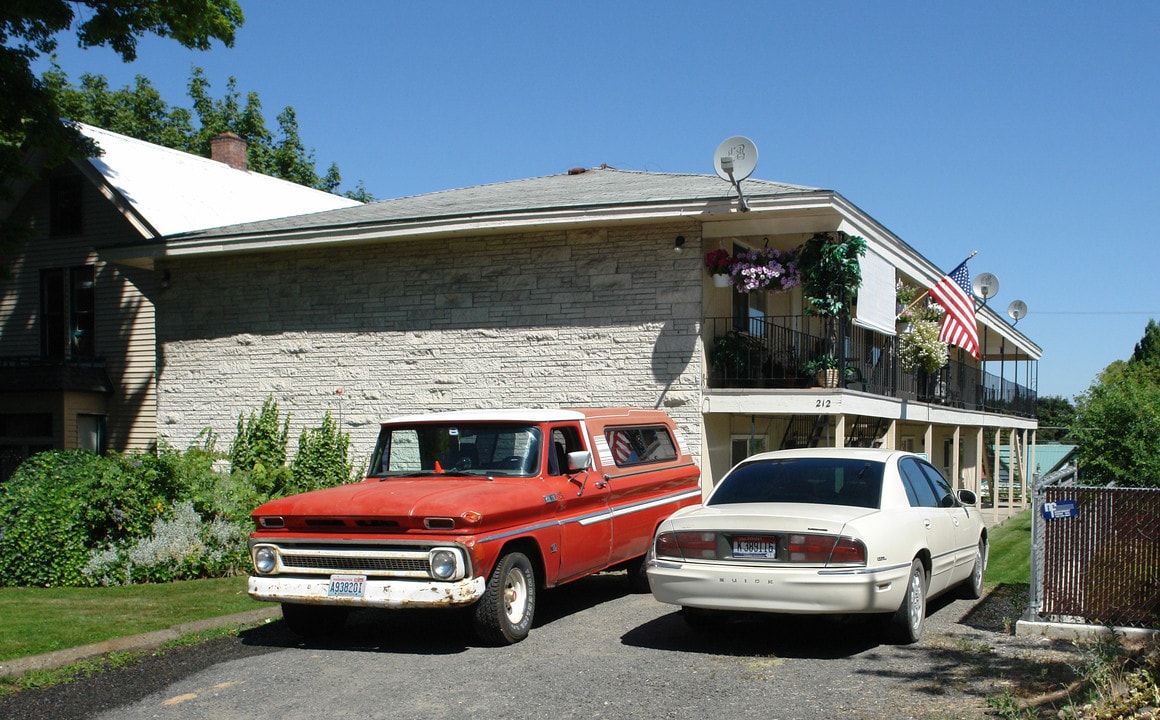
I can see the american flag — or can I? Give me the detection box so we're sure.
[928,259,980,359]
[610,431,637,465]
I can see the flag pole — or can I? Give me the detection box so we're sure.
[895,250,977,320]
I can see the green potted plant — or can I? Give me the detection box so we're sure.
[802,354,839,388]
[796,232,867,366]
[709,330,765,381]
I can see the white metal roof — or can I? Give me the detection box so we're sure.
[77,123,360,237]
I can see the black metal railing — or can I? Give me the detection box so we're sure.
[704,316,1037,417]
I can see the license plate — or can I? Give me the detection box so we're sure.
[327,574,366,598]
[732,535,777,559]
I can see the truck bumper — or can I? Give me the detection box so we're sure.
[248,575,487,608]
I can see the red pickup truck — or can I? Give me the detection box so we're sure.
[248,408,701,644]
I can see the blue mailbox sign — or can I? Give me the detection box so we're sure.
[1042,500,1078,519]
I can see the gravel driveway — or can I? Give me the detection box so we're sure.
[0,575,1081,720]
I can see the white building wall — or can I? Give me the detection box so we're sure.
[156,224,706,467]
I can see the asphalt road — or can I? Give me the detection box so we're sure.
[0,575,1079,720]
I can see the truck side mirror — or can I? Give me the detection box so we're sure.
[567,450,592,472]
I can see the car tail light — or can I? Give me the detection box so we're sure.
[655,531,718,561]
[786,533,866,565]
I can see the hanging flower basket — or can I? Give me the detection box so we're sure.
[712,273,731,288]
[729,248,801,294]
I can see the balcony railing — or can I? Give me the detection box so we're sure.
[705,316,1036,418]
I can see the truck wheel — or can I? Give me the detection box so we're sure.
[890,559,927,644]
[472,551,536,645]
[281,603,348,637]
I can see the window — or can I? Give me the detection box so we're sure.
[899,457,942,508]
[604,425,678,467]
[731,434,767,466]
[49,175,84,236]
[40,265,95,358]
[548,426,584,476]
[77,414,106,455]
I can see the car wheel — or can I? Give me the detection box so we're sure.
[472,551,536,645]
[625,555,651,594]
[682,606,726,632]
[960,538,988,600]
[280,603,348,637]
[891,558,927,644]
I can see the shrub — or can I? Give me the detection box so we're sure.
[290,411,355,493]
[0,449,187,587]
[82,501,248,585]
[229,394,290,476]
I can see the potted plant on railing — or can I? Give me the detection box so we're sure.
[796,232,867,373]
[704,249,733,287]
[729,247,801,294]
[802,354,839,388]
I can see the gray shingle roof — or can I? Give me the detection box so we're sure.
[175,167,822,240]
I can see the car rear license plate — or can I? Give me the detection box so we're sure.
[732,535,777,559]
[327,574,366,598]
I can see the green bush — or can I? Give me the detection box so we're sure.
[290,411,355,492]
[83,501,248,586]
[1,399,363,588]
[0,450,179,587]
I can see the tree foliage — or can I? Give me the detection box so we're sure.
[1036,395,1076,443]
[1,0,244,263]
[41,64,374,200]
[1071,320,1160,487]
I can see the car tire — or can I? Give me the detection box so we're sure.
[280,603,348,637]
[891,558,927,644]
[960,538,988,600]
[625,555,651,594]
[472,551,536,645]
[682,606,726,632]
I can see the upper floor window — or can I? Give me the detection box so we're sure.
[49,175,84,236]
[40,265,95,358]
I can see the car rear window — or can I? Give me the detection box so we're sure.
[708,457,884,509]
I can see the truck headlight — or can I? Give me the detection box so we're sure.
[429,549,459,580]
[254,546,277,574]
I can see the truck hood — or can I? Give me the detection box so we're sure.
[252,475,551,532]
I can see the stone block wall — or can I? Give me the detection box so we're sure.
[156,223,706,468]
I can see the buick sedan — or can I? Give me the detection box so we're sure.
[646,448,987,643]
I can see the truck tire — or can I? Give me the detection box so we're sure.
[472,551,536,645]
[281,603,348,637]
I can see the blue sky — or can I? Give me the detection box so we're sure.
[36,1,1160,400]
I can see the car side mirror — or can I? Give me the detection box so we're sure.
[567,450,592,472]
[957,489,977,505]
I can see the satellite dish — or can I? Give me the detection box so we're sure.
[1007,299,1028,324]
[972,272,999,301]
[713,136,758,182]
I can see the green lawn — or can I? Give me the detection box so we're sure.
[984,508,1032,585]
[0,576,260,662]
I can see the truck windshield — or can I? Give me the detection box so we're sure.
[367,423,543,478]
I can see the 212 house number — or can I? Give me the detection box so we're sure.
[815,399,832,408]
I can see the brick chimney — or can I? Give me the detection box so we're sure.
[210,132,248,171]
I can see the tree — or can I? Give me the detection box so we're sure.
[1036,395,1076,443]
[2,1,243,238]
[44,64,375,199]
[1070,320,1160,487]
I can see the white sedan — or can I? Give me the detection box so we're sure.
[646,448,987,643]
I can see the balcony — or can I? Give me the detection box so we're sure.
[704,316,1036,418]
